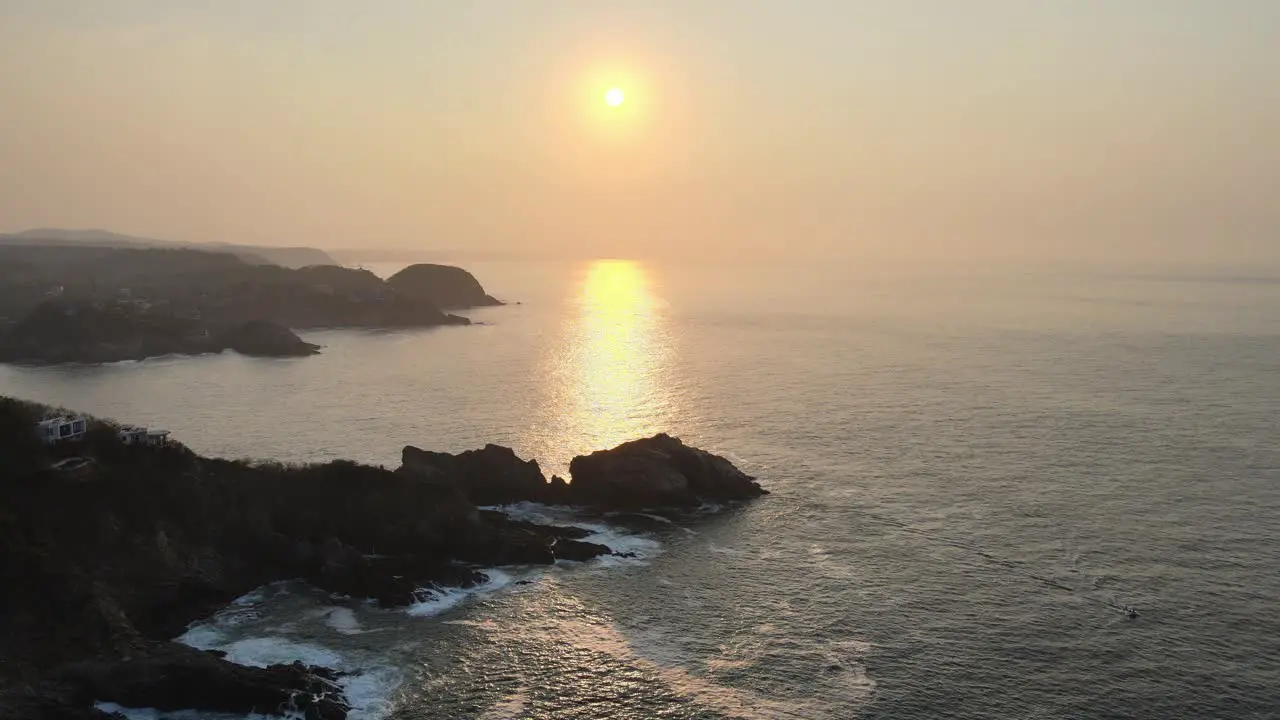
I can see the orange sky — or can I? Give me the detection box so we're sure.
[1,1,1277,265]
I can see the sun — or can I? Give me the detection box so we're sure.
[605,87,626,107]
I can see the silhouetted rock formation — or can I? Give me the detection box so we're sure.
[386,264,503,309]
[400,434,768,510]
[568,434,767,509]
[401,444,549,506]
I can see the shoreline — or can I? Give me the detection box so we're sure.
[0,396,766,720]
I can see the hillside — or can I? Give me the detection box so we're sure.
[0,229,335,269]
[0,246,501,363]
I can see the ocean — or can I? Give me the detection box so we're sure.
[3,259,1279,719]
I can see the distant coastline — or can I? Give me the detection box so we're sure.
[0,238,504,365]
[0,228,336,269]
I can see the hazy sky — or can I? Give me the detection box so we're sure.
[1,1,1277,264]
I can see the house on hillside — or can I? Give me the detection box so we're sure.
[119,426,171,447]
[37,416,88,444]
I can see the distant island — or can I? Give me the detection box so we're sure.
[0,241,505,364]
[0,396,766,719]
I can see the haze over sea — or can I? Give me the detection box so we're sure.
[3,258,1278,719]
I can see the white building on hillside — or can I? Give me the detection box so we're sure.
[37,416,88,444]
[119,426,171,447]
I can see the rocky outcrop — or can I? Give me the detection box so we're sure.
[0,398,764,718]
[478,510,613,564]
[386,264,503,309]
[567,434,767,509]
[400,444,550,506]
[0,397,614,718]
[218,320,320,357]
[61,645,348,720]
[399,434,767,511]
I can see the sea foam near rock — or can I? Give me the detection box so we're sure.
[406,569,515,617]
[173,588,402,720]
[483,502,666,566]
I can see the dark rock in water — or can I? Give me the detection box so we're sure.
[386,264,503,309]
[399,435,766,511]
[553,538,614,562]
[477,510,593,541]
[401,444,557,506]
[567,434,768,510]
[472,510,611,565]
[60,644,348,720]
[219,320,320,357]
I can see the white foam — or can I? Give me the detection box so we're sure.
[325,607,364,635]
[480,501,576,525]
[178,616,400,719]
[342,666,403,720]
[218,637,345,669]
[481,502,668,567]
[406,569,514,617]
[174,586,274,648]
[575,523,664,567]
[626,512,676,525]
[98,664,400,720]
[175,624,226,650]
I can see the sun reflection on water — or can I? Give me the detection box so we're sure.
[528,259,676,476]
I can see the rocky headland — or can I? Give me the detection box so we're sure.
[400,434,767,509]
[0,246,501,364]
[0,302,320,364]
[0,397,766,719]
[386,263,504,309]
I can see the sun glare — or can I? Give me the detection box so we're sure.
[605,87,626,107]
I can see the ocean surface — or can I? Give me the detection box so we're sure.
[4,259,1279,719]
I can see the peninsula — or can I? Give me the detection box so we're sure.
[0,397,766,719]
[0,244,503,364]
